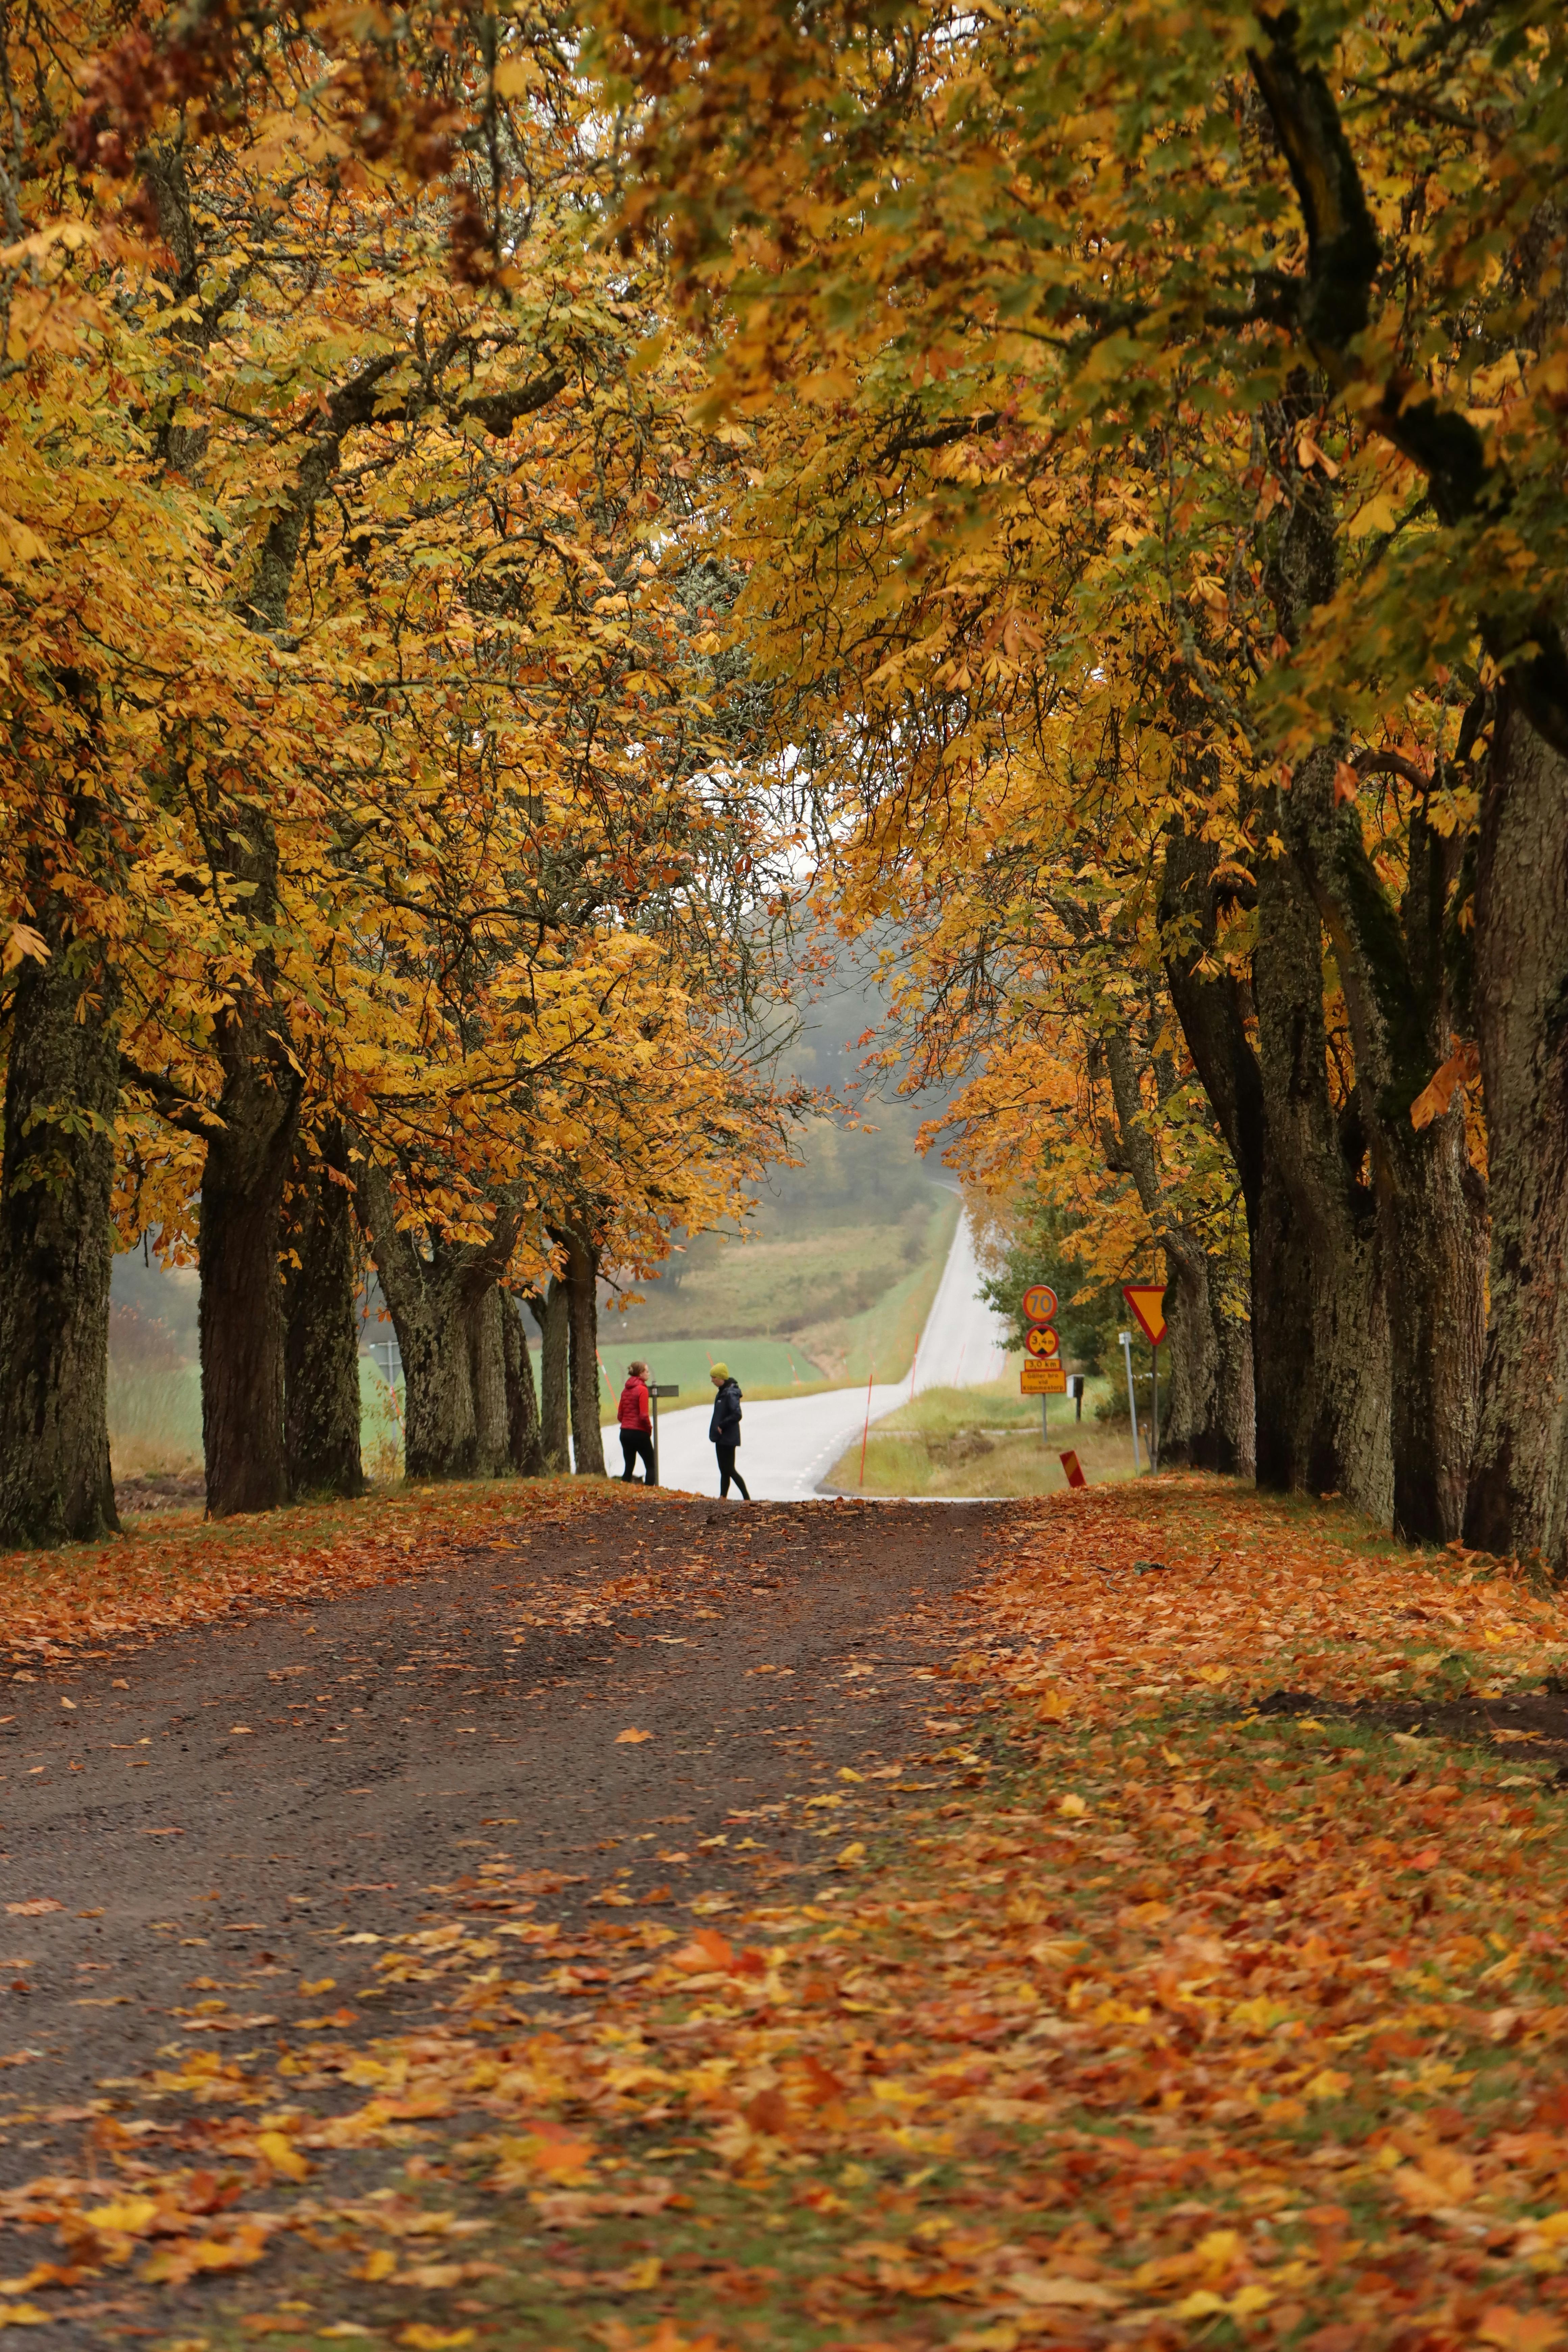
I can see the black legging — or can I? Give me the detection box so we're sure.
[715,1442,749,1500]
[619,1429,655,1484]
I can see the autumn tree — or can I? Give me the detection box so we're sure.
[594,0,1567,1558]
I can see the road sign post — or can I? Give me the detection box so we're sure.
[650,1383,679,1487]
[1119,1330,1141,1472]
[1121,1284,1167,1472]
[1021,1283,1061,1444]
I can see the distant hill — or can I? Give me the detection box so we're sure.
[612,949,957,1381]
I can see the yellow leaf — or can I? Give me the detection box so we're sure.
[1035,1686,1070,1721]
[615,1727,653,1744]
[84,2197,159,2235]
[358,2248,396,2282]
[492,56,538,97]
[622,2256,663,2289]
[0,924,47,974]
[1057,1793,1087,1817]
[255,2130,311,2181]
[397,2330,475,2350]
[0,2306,52,2329]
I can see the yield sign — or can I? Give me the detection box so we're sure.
[1122,1283,1167,1347]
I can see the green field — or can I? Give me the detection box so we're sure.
[590,1336,824,1404]
[109,1356,406,1483]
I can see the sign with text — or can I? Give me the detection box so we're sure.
[1021,1283,1058,1325]
[1122,1283,1168,1348]
[1021,1361,1067,1395]
[1024,1325,1061,1358]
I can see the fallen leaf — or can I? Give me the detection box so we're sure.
[615,1727,653,1744]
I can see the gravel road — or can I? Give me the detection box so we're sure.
[0,1493,1002,2194]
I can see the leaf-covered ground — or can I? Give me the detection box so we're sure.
[0,1482,625,1658]
[7,1477,1568,2352]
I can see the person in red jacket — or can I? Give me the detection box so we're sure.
[617,1362,655,1484]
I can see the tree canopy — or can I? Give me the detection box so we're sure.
[4,0,1567,1570]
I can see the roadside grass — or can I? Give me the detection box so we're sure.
[15,1481,1568,2350]
[826,1372,1138,1495]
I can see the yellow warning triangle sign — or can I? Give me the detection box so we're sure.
[1122,1283,1167,1347]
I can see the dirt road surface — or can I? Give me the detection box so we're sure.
[0,1495,1002,2219]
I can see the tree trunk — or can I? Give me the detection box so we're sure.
[1159,824,1275,1481]
[1251,817,1394,1520]
[356,1158,470,1479]
[563,1231,606,1475]
[0,932,119,1548]
[1097,1019,1251,1477]
[1464,691,1568,1567]
[356,1154,526,1482]
[1160,1236,1255,1478]
[464,1284,510,1477]
[503,1291,545,1475]
[1281,751,1485,1541]
[199,1024,301,1517]
[531,1281,570,1471]
[283,1122,365,1500]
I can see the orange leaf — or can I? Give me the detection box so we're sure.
[1411,1041,1480,1129]
[1477,2310,1565,2351]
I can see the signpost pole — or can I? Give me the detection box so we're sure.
[648,1383,680,1488]
[1151,1342,1159,1471]
[1120,1330,1142,1473]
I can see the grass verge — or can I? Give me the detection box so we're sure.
[827,1373,1138,1496]
[10,1481,1568,2348]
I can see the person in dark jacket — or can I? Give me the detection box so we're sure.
[707,1363,749,1500]
[617,1362,655,1484]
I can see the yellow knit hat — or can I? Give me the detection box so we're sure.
[710,1362,729,1381]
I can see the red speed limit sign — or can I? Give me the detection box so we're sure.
[1021,1283,1058,1324]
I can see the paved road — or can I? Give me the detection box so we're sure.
[641,1208,1012,1502]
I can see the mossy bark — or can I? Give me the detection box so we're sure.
[465,1285,510,1476]
[1282,753,1484,1541]
[1252,817,1394,1520]
[503,1291,545,1475]
[1098,1018,1252,1476]
[283,1123,365,1499]
[1463,693,1568,1566]
[357,1155,520,1481]
[562,1231,606,1475]
[199,1062,300,1518]
[0,930,119,1548]
[530,1280,570,1472]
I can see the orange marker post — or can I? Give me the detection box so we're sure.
[1059,1451,1086,1489]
